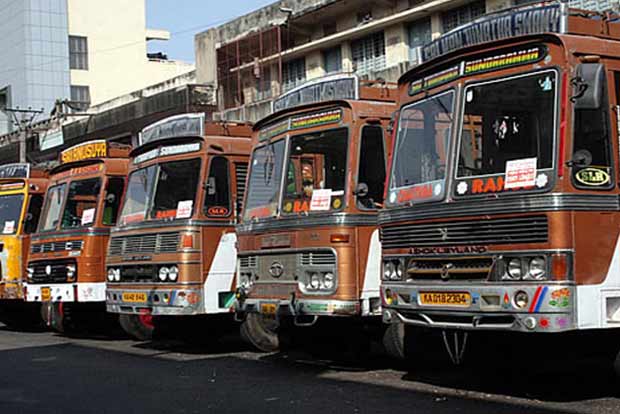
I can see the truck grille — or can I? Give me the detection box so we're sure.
[31,240,83,254]
[115,265,158,283]
[407,257,494,281]
[300,252,337,266]
[28,259,76,284]
[380,216,548,249]
[108,232,180,256]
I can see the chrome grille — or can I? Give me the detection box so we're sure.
[407,257,494,281]
[31,240,84,254]
[239,255,257,269]
[235,162,248,212]
[108,232,180,256]
[380,216,548,249]
[300,252,337,266]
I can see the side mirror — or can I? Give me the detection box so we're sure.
[204,177,216,195]
[24,212,33,222]
[354,182,369,198]
[573,63,606,110]
[105,193,116,204]
[567,149,593,168]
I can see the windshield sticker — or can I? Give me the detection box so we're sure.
[574,168,611,187]
[81,208,95,225]
[2,220,15,234]
[539,76,553,91]
[396,181,443,204]
[290,109,342,130]
[258,120,289,142]
[505,157,537,189]
[121,212,144,225]
[176,200,193,219]
[464,48,543,76]
[310,189,332,211]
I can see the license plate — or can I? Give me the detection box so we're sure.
[260,303,277,315]
[41,287,51,302]
[122,292,147,303]
[419,292,471,307]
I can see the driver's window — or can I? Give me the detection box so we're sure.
[24,194,43,234]
[103,177,125,226]
[572,73,613,190]
[204,156,231,217]
[357,125,386,209]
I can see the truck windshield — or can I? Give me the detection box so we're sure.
[40,184,67,231]
[456,71,555,180]
[0,194,24,235]
[282,128,348,214]
[119,158,201,224]
[243,140,286,220]
[61,178,101,228]
[389,91,454,204]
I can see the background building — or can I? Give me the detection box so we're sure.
[0,0,194,135]
[195,0,619,122]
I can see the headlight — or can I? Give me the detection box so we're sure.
[505,258,522,280]
[526,257,546,280]
[514,290,529,309]
[383,262,395,281]
[323,272,335,290]
[158,266,169,282]
[107,268,115,282]
[239,274,252,289]
[309,273,321,290]
[66,264,76,280]
[168,266,179,282]
[26,267,34,279]
[391,261,403,281]
[113,268,121,282]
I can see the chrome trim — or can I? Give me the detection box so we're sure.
[379,193,619,225]
[237,213,377,233]
[32,229,110,241]
[112,219,233,233]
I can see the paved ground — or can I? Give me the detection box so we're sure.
[0,323,619,414]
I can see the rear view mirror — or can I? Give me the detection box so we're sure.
[204,177,216,195]
[354,182,369,198]
[573,63,606,110]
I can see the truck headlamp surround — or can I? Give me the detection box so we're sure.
[382,259,403,281]
[506,258,523,280]
[239,274,253,289]
[168,265,179,282]
[525,257,546,280]
[158,266,170,282]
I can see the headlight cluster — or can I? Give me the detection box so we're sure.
[66,264,76,281]
[107,268,121,282]
[158,265,179,282]
[302,272,336,292]
[382,259,404,281]
[238,273,254,290]
[26,267,34,280]
[502,256,547,281]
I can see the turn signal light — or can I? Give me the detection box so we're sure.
[550,254,569,281]
[181,234,194,249]
[330,234,350,243]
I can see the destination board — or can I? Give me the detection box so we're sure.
[140,113,205,146]
[0,163,30,179]
[273,75,358,112]
[61,140,108,164]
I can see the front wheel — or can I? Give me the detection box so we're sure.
[40,302,67,333]
[240,313,280,352]
[119,314,155,341]
[383,322,406,359]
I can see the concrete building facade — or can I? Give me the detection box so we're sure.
[0,0,194,135]
[195,0,619,122]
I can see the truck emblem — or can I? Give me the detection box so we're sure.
[438,227,449,241]
[440,263,454,281]
[269,262,284,278]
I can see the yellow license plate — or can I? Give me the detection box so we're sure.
[41,287,51,302]
[122,292,147,303]
[420,292,471,307]
[260,303,277,315]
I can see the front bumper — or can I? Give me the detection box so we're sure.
[382,283,575,333]
[25,282,106,303]
[106,286,235,316]
[237,295,373,318]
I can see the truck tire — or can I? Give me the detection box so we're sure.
[40,302,67,333]
[240,313,279,352]
[383,322,406,359]
[119,314,154,341]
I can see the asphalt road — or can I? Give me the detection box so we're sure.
[0,323,619,414]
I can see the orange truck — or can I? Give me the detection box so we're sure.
[234,74,396,351]
[0,164,48,328]
[25,140,130,332]
[380,2,620,369]
[105,114,252,340]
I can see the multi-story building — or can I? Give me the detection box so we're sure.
[0,0,194,134]
[195,0,618,122]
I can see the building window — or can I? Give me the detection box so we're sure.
[282,58,306,92]
[69,36,88,70]
[566,0,615,11]
[441,1,486,33]
[323,46,342,74]
[70,86,90,111]
[408,18,432,63]
[256,66,272,101]
[351,32,386,76]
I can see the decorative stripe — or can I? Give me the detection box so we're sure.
[529,286,543,313]
[534,286,548,313]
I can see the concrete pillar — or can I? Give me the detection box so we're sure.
[306,50,325,80]
[385,23,408,68]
